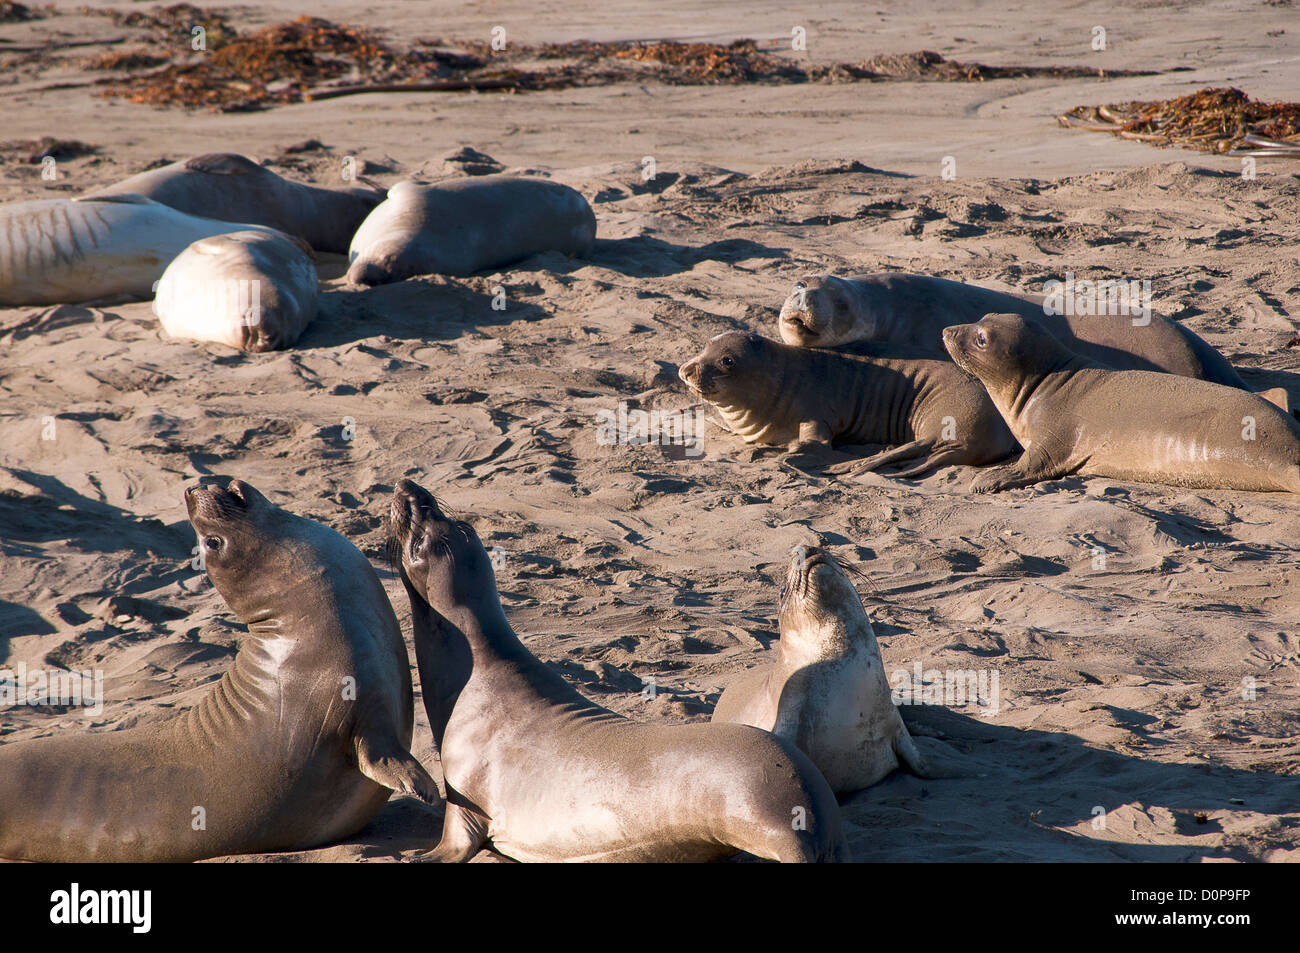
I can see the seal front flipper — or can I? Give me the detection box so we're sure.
[355,735,440,805]
[970,445,1070,493]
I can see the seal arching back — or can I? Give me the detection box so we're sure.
[0,479,437,862]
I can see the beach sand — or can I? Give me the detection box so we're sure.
[2,0,1299,862]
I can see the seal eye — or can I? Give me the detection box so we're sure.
[794,281,806,291]
[719,356,734,369]
[976,330,988,348]
[778,583,788,605]
[204,536,223,552]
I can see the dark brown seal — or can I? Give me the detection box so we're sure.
[0,478,437,862]
[389,479,847,863]
[678,331,1017,476]
[943,313,1300,494]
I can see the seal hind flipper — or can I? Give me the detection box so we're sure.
[419,798,490,863]
[354,735,440,805]
[893,729,930,778]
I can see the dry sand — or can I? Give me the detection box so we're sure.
[2,1,1299,862]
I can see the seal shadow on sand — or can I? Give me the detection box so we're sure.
[843,703,1300,862]
[296,236,787,347]
[588,235,788,279]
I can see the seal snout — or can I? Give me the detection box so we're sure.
[678,357,708,395]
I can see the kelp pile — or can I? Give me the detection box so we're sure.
[1059,87,1300,155]
[90,5,1158,113]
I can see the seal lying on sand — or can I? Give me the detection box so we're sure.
[778,273,1250,392]
[346,175,596,285]
[153,230,319,352]
[943,313,1300,494]
[713,545,926,796]
[85,153,382,254]
[0,195,281,306]
[389,479,846,862]
[0,479,437,862]
[678,331,1017,476]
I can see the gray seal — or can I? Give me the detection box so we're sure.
[0,479,437,862]
[389,479,847,862]
[678,331,1017,476]
[85,153,383,254]
[346,175,596,286]
[943,313,1300,494]
[714,545,926,796]
[778,273,1250,391]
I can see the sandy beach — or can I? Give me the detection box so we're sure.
[2,0,1299,862]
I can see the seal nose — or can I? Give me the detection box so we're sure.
[678,359,699,386]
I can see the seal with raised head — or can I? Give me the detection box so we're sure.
[678,331,1017,476]
[943,313,1300,494]
[778,273,1250,392]
[0,478,437,862]
[0,195,284,306]
[85,153,383,254]
[713,545,926,796]
[389,479,847,862]
[153,230,319,352]
[346,175,596,286]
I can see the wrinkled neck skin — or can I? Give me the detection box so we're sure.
[778,594,875,668]
[986,352,1086,440]
[712,354,802,443]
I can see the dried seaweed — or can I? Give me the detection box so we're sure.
[91,11,1161,113]
[1059,87,1300,155]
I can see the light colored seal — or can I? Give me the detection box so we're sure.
[943,313,1300,494]
[678,331,1017,476]
[85,153,383,254]
[778,273,1251,391]
[0,478,438,862]
[389,479,847,863]
[153,229,319,352]
[0,194,281,306]
[346,175,596,286]
[713,545,926,796]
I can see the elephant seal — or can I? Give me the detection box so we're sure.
[389,478,846,863]
[0,194,282,306]
[0,478,437,862]
[943,313,1300,494]
[713,545,926,796]
[153,230,319,352]
[346,175,596,286]
[85,153,382,254]
[778,273,1250,391]
[677,331,1017,476]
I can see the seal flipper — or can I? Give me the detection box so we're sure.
[354,735,440,805]
[970,444,1070,493]
[418,797,489,863]
[893,729,930,779]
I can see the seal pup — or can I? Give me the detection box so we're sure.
[85,153,383,254]
[677,331,1017,476]
[943,313,1300,494]
[0,194,281,306]
[153,230,319,352]
[346,175,596,285]
[778,273,1249,391]
[389,479,847,863]
[0,478,437,862]
[713,545,926,796]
